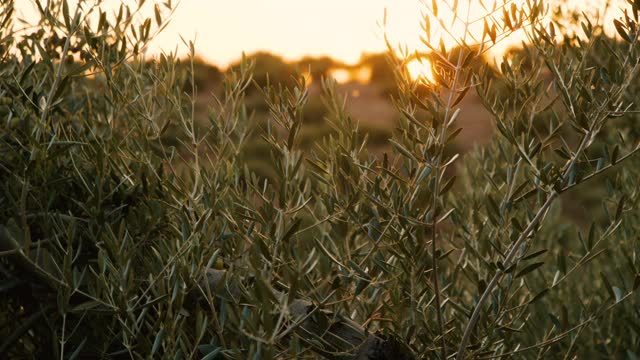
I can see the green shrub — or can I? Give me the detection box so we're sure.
[1,1,640,359]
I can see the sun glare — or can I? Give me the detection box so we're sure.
[407,59,436,83]
[329,68,352,84]
[328,66,372,84]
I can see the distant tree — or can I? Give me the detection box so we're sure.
[229,51,297,91]
[297,56,339,82]
[191,56,222,89]
[360,52,396,85]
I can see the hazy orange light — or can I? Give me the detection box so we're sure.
[329,68,351,84]
[14,0,630,68]
[353,66,372,83]
[302,71,314,85]
[328,66,373,84]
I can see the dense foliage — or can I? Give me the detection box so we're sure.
[1,0,640,359]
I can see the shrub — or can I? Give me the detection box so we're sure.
[1,0,640,359]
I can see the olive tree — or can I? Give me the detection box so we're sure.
[1,0,640,359]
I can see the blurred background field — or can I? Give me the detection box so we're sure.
[177,51,494,179]
[171,49,619,227]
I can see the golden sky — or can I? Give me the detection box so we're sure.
[15,0,629,68]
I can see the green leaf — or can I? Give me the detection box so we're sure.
[580,248,607,267]
[613,286,624,303]
[552,270,561,287]
[331,276,341,289]
[314,238,346,269]
[68,338,88,360]
[612,145,620,164]
[446,127,463,143]
[515,262,545,278]
[511,218,524,232]
[151,328,164,355]
[417,166,432,183]
[389,139,416,161]
[256,237,272,261]
[355,278,370,295]
[587,223,596,250]
[529,288,549,304]
[348,260,371,281]
[615,195,627,222]
[368,217,382,242]
[71,300,102,312]
[452,86,470,107]
[614,19,631,42]
[19,61,36,84]
[206,249,221,270]
[601,272,615,300]
[522,249,548,261]
[281,218,302,243]
[62,0,71,30]
[489,24,497,43]
[154,4,162,26]
[599,67,611,84]
[549,313,562,330]
[529,142,542,158]
[483,19,490,42]
[439,176,456,195]
[201,347,223,360]
[287,118,300,150]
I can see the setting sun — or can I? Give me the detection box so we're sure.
[407,59,436,83]
[328,68,352,84]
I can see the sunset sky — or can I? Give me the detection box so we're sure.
[16,0,627,68]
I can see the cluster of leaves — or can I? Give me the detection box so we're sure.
[1,0,640,359]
